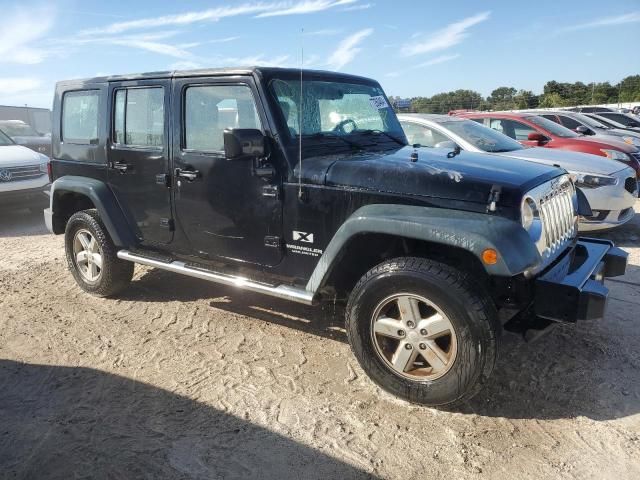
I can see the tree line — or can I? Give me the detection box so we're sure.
[390,75,640,114]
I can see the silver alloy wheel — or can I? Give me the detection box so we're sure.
[72,229,103,283]
[371,293,457,381]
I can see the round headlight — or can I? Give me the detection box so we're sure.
[521,197,537,230]
[521,196,542,242]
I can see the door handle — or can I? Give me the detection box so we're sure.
[175,168,200,181]
[112,161,130,173]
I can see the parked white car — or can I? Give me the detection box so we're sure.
[398,114,638,231]
[0,129,50,212]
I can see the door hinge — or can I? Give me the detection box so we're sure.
[160,218,175,231]
[264,236,283,249]
[156,173,171,187]
[262,185,280,199]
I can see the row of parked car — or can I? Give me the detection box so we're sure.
[398,107,639,231]
[0,87,638,232]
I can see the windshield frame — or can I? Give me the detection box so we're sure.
[525,115,579,138]
[0,129,15,146]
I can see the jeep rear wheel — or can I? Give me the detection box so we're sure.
[346,257,499,407]
[65,209,133,297]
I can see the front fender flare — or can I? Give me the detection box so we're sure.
[306,204,541,293]
[50,176,137,248]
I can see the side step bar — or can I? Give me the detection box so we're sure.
[117,250,315,305]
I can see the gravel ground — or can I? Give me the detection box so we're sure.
[0,202,639,480]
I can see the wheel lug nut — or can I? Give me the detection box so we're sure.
[419,343,426,350]
[397,330,405,337]
[406,321,415,328]
[420,329,428,336]
[405,343,413,350]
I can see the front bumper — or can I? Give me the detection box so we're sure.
[0,186,49,209]
[534,238,627,322]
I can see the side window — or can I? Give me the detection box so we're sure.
[489,119,536,141]
[62,90,99,144]
[541,114,559,124]
[113,87,164,148]
[510,120,537,141]
[184,84,262,152]
[557,115,581,130]
[402,123,449,147]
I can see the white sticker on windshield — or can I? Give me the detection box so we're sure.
[369,95,389,110]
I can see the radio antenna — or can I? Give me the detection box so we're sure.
[298,28,304,200]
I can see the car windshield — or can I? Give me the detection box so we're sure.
[269,77,406,153]
[526,115,578,138]
[600,112,640,128]
[0,122,39,137]
[440,120,524,152]
[0,129,14,146]
[572,112,609,129]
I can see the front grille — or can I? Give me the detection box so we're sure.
[537,178,576,257]
[624,177,638,194]
[0,164,45,183]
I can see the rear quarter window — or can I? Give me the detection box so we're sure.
[62,90,99,145]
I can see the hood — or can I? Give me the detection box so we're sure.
[499,147,626,175]
[296,146,562,207]
[562,135,638,153]
[0,145,48,167]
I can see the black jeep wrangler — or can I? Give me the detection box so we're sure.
[45,67,627,407]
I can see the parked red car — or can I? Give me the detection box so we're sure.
[457,112,640,177]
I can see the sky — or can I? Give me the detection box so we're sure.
[0,0,639,108]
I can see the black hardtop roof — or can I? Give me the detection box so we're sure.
[55,67,378,87]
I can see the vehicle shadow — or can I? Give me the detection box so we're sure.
[0,207,48,238]
[122,268,349,344]
[0,359,377,479]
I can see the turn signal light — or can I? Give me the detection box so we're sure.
[482,248,498,265]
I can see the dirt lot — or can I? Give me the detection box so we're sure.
[1,203,639,480]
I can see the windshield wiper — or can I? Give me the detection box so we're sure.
[356,129,406,146]
[303,132,363,149]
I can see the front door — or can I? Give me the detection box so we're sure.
[171,77,283,266]
[107,80,173,245]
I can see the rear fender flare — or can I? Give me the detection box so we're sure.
[50,176,136,248]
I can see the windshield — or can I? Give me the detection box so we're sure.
[440,120,524,152]
[0,129,14,146]
[0,122,39,137]
[572,112,609,129]
[526,115,578,138]
[600,112,640,128]
[269,78,406,150]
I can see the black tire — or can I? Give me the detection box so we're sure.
[345,257,499,407]
[64,209,133,297]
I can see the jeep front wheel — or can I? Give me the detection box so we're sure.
[346,257,499,407]
[65,209,134,297]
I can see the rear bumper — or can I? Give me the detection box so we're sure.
[534,238,627,322]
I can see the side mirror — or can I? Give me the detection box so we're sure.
[434,140,458,149]
[527,132,546,145]
[575,125,591,135]
[223,129,265,160]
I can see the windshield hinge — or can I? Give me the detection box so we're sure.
[486,185,502,213]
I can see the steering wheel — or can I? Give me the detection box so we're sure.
[333,118,358,134]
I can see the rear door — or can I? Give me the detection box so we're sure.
[107,80,173,245]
